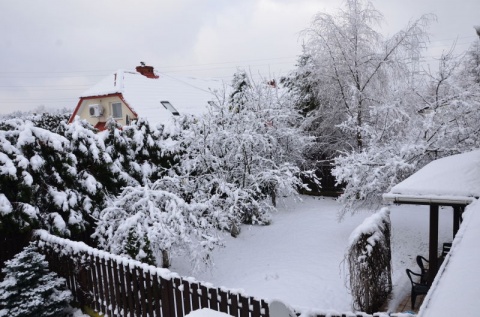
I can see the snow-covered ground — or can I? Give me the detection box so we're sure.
[170,196,453,313]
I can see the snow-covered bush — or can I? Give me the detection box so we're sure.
[346,208,392,313]
[159,71,317,231]
[332,142,423,218]
[0,118,113,239]
[0,106,71,132]
[100,117,174,187]
[0,242,72,317]
[93,182,222,271]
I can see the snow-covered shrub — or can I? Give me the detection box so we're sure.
[0,117,135,242]
[346,208,392,313]
[159,71,317,231]
[332,143,422,218]
[0,119,109,239]
[31,112,71,134]
[0,242,72,317]
[93,182,222,271]
[100,117,174,187]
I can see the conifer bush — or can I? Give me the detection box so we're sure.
[0,242,72,317]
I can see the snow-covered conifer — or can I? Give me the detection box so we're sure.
[123,118,173,184]
[0,242,72,317]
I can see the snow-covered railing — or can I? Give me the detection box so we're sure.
[34,230,268,317]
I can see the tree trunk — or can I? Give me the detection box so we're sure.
[161,249,170,268]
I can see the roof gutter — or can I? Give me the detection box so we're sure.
[382,193,476,206]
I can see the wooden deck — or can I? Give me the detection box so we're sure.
[391,293,426,314]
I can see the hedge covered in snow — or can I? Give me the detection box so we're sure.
[346,208,392,313]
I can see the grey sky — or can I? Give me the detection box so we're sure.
[0,0,478,114]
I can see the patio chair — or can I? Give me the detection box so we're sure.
[416,255,429,285]
[406,269,430,310]
[442,242,452,257]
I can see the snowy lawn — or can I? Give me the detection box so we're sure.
[170,196,453,312]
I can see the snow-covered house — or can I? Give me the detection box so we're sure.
[68,64,222,130]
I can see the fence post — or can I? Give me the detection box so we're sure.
[160,277,175,317]
[107,258,118,316]
[152,273,162,317]
[200,284,209,309]
[90,253,101,313]
[131,265,141,316]
[218,289,228,315]
[101,257,112,316]
[76,256,91,308]
[182,279,192,316]
[251,298,261,317]
[173,278,185,317]
[145,270,155,316]
[137,266,148,317]
[124,263,136,316]
[111,259,124,316]
[229,292,239,317]
[191,283,201,311]
[261,300,269,317]
[208,288,219,311]
[240,296,249,317]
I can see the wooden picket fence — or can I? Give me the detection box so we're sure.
[34,230,268,317]
[33,230,409,317]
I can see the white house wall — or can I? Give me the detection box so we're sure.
[76,96,136,127]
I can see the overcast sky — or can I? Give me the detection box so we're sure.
[0,0,479,115]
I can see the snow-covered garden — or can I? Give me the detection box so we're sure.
[170,196,453,312]
[0,0,479,315]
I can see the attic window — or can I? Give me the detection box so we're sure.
[161,101,180,116]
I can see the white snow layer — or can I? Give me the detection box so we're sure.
[384,149,480,203]
[170,196,453,313]
[80,69,224,127]
[0,194,12,215]
[35,229,184,281]
[418,199,480,317]
[348,207,390,252]
[185,308,233,317]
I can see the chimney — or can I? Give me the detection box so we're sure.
[136,62,159,79]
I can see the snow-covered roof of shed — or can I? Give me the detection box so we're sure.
[80,69,224,127]
[418,198,480,316]
[383,150,480,205]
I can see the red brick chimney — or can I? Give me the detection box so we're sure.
[136,63,159,79]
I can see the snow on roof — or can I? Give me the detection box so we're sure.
[383,150,480,205]
[418,198,480,317]
[81,69,224,127]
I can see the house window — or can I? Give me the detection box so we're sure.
[112,102,122,118]
[161,101,179,116]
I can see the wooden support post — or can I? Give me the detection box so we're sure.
[428,204,439,285]
[453,206,461,238]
